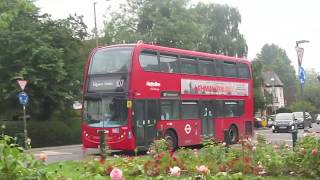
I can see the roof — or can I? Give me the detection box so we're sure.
[262,71,284,87]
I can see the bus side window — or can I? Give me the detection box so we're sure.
[181,101,199,119]
[237,63,250,79]
[139,51,159,71]
[160,100,179,120]
[213,100,224,118]
[160,55,179,73]
[223,101,244,117]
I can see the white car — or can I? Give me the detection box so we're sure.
[316,114,320,124]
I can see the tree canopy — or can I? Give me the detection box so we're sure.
[254,44,298,106]
[103,0,247,57]
[0,0,88,121]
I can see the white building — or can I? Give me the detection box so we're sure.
[262,71,285,114]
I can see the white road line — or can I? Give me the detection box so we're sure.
[35,150,73,156]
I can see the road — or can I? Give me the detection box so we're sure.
[255,123,320,145]
[29,123,320,163]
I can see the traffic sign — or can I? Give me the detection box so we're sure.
[295,46,304,66]
[18,92,29,105]
[17,80,28,91]
[298,67,306,85]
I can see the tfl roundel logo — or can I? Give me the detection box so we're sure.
[184,124,192,134]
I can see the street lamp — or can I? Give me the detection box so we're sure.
[270,77,275,114]
[93,2,98,47]
[296,40,310,46]
[295,40,310,132]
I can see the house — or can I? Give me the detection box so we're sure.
[262,71,285,114]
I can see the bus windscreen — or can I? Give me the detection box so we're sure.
[83,97,128,127]
[89,47,133,74]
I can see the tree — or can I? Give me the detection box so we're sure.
[103,0,247,57]
[254,44,298,105]
[0,1,88,121]
[0,0,36,30]
[252,60,268,112]
[288,101,317,113]
[303,70,320,111]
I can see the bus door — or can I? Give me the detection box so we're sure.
[200,101,214,138]
[133,100,158,148]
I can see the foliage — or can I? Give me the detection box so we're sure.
[0,134,48,179]
[0,132,318,179]
[254,44,298,106]
[0,0,88,121]
[288,101,317,113]
[276,107,292,113]
[1,114,80,148]
[38,135,320,179]
[103,0,247,57]
[0,0,37,30]
[303,69,320,111]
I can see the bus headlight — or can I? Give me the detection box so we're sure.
[272,126,275,130]
[128,131,132,139]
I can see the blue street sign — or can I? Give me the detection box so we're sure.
[18,92,29,105]
[298,67,306,85]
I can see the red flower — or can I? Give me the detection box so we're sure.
[312,148,318,156]
[105,165,113,176]
[244,156,252,164]
[218,164,226,172]
[169,149,174,157]
[99,157,105,164]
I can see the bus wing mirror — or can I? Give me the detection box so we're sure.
[73,101,83,110]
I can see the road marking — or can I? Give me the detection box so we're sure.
[35,150,72,156]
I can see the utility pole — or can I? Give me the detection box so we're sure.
[93,2,98,47]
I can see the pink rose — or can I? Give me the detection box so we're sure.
[39,152,47,162]
[312,148,318,156]
[110,168,125,180]
[170,166,181,177]
[196,165,210,174]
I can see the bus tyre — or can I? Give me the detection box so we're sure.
[164,131,177,150]
[228,125,239,144]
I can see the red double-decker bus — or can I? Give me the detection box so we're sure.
[82,42,253,151]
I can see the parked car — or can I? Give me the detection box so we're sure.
[316,114,320,124]
[254,117,262,128]
[292,112,312,129]
[272,113,297,133]
[267,115,275,128]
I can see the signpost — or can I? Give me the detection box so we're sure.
[298,67,306,85]
[17,79,29,149]
[295,40,310,132]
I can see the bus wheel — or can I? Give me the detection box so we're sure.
[164,130,177,150]
[228,125,239,144]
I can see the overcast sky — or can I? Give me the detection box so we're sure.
[35,0,320,73]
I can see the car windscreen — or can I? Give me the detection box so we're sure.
[275,114,293,121]
[293,112,303,118]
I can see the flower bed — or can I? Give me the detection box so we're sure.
[1,132,320,179]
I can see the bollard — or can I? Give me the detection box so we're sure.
[98,130,106,160]
[291,129,298,149]
[224,130,230,148]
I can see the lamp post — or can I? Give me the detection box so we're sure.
[93,2,98,47]
[295,40,310,132]
[270,77,275,114]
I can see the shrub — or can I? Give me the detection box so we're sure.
[1,118,80,148]
[0,135,48,179]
